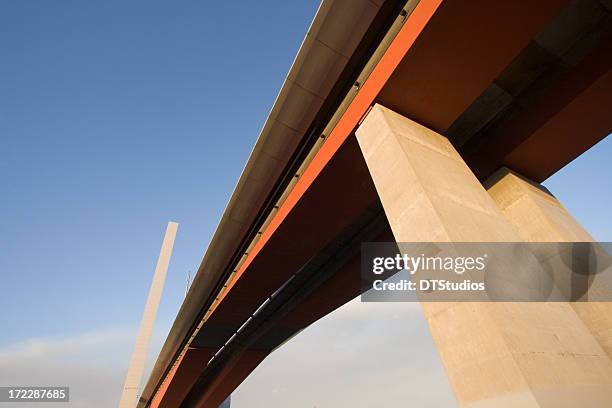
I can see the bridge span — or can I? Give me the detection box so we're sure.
[138,1,612,406]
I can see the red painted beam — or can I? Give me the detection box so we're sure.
[150,349,215,408]
[215,0,444,308]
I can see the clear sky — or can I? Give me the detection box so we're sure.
[0,0,320,344]
[0,1,610,408]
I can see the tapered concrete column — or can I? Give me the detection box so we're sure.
[485,167,612,360]
[355,104,612,407]
[119,222,178,408]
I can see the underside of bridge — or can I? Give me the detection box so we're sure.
[138,1,612,407]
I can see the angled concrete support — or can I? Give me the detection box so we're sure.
[485,167,612,360]
[355,104,612,407]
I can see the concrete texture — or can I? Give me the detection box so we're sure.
[486,167,612,361]
[355,104,612,407]
[119,222,178,408]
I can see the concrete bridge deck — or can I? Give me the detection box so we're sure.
[137,1,612,406]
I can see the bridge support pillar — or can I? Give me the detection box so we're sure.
[355,104,612,407]
[485,167,612,360]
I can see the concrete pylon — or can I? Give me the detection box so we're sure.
[119,222,178,408]
[485,167,612,360]
[355,104,612,407]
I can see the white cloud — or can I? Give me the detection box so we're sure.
[0,327,135,408]
[232,299,458,407]
[0,302,458,408]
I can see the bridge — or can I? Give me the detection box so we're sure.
[137,1,612,406]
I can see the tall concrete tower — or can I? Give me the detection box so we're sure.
[119,222,178,408]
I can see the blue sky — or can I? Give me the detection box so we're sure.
[0,1,610,407]
[0,0,320,346]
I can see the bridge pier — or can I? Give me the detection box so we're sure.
[485,167,612,361]
[355,104,612,407]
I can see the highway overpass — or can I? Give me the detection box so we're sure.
[137,1,612,406]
